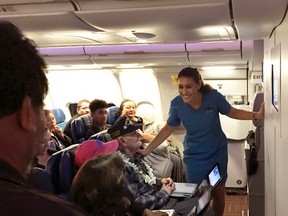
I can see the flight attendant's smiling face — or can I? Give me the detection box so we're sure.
[178,76,201,104]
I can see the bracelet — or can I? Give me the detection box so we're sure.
[252,112,257,120]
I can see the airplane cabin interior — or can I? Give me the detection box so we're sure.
[1,0,288,215]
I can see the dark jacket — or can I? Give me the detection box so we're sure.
[0,159,91,216]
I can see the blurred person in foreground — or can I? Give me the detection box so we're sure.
[70,139,168,216]
[0,20,90,216]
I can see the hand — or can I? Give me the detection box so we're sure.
[161,177,174,186]
[259,102,265,118]
[255,102,265,120]
[54,126,64,137]
[161,178,175,195]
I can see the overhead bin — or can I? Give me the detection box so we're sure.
[75,0,236,43]
[0,11,105,47]
[0,2,74,14]
[232,0,287,39]
[1,0,286,48]
[0,2,130,47]
[38,46,86,56]
[89,52,190,67]
[84,44,186,55]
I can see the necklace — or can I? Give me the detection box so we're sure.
[117,151,157,186]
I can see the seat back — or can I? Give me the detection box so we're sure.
[28,167,55,193]
[51,108,67,131]
[248,91,265,216]
[71,114,92,143]
[252,91,264,127]
[70,106,119,143]
[68,102,78,117]
[89,130,112,142]
[107,105,119,125]
[45,144,79,198]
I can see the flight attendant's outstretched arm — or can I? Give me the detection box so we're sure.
[139,123,175,156]
[227,102,265,120]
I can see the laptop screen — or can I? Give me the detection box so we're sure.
[196,188,211,215]
[208,164,222,189]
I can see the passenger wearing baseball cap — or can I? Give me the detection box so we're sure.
[106,115,177,211]
[107,115,143,138]
[74,139,119,167]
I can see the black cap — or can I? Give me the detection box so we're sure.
[108,116,143,138]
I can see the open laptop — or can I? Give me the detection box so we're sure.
[170,163,222,197]
[188,187,212,216]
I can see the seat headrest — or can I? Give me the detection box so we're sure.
[52,108,66,124]
[107,106,119,125]
[67,102,78,117]
[45,144,79,195]
[252,91,264,127]
[71,114,92,143]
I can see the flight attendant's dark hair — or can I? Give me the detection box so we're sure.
[178,67,213,93]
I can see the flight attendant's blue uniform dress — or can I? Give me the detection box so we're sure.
[167,89,231,184]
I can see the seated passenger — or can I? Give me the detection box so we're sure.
[64,99,90,140]
[117,99,181,179]
[27,127,54,193]
[107,116,208,215]
[84,99,110,140]
[33,127,51,169]
[70,141,168,216]
[44,109,73,153]
[116,99,144,124]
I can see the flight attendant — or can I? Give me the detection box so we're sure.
[139,67,265,216]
